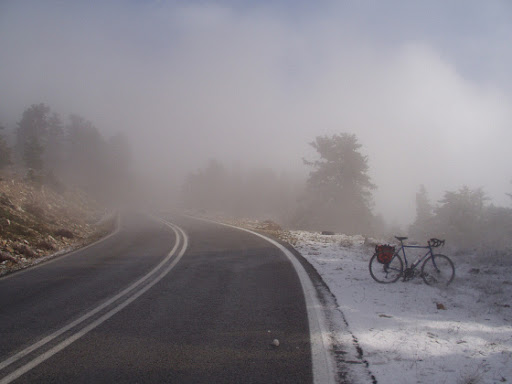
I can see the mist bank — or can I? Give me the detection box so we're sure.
[0,103,133,207]
[2,106,512,256]
[2,0,512,253]
[176,134,512,258]
[2,1,512,230]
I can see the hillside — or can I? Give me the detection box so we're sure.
[0,173,113,276]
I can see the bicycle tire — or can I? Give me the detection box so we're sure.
[369,253,403,283]
[421,254,455,287]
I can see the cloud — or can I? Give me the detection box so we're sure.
[1,1,511,224]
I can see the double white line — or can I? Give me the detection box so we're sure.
[0,218,188,384]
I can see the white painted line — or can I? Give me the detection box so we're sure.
[0,215,174,372]
[0,219,188,384]
[188,216,337,384]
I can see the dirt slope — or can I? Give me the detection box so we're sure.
[0,173,113,276]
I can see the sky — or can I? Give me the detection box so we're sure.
[1,0,512,225]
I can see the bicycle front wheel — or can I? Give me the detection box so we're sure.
[369,253,403,283]
[421,254,455,287]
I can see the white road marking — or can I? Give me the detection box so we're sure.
[0,219,188,384]
[188,216,337,384]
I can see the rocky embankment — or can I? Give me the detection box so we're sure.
[0,173,114,276]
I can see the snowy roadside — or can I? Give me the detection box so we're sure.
[291,231,512,384]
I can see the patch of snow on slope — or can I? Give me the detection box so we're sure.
[292,231,512,384]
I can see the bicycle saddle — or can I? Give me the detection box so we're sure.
[395,236,408,241]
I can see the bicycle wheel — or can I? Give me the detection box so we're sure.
[421,254,455,287]
[369,253,403,283]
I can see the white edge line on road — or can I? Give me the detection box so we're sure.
[0,219,188,384]
[188,216,337,384]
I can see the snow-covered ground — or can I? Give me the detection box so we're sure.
[291,231,512,384]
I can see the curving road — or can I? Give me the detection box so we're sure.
[0,213,332,383]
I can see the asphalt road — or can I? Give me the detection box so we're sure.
[0,213,314,383]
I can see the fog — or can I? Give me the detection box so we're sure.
[1,0,512,227]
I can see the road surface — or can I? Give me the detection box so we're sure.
[0,213,329,383]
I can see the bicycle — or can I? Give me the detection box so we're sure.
[369,236,455,287]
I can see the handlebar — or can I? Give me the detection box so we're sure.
[428,238,445,248]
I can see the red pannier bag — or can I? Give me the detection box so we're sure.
[375,245,395,264]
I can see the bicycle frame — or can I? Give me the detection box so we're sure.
[369,236,453,286]
[396,242,434,270]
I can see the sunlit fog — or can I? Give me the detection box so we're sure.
[1,0,511,238]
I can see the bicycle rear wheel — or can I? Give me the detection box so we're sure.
[369,253,403,283]
[421,254,455,287]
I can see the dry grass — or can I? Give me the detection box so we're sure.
[0,172,112,275]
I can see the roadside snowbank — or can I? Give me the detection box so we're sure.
[291,231,512,384]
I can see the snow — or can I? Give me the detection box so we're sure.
[291,231,512,384]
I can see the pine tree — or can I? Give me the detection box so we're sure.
[16,103,50,170]
[434,186,488,247]
[0,124,11,169]
[44,112,64,171]
[298,133,376,234]
[65,114,108,189]
[23,137,44,170]
[409,185,433,239]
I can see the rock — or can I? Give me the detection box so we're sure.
[0,193,15,208]
[37,240,56,251]
[260,220,282,231]
[321,231,335,235]
[436,303,447,310]
[0,251,17,263]
[24,203,45,219]
[13,243,36,258]
[54,228,74,239]
[271,339,280,347]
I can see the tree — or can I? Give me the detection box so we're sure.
[182,159,228,212]
[409,185,433,239]
[23,137,44,170]
[297,133,376,234]
[103,132,133,198]
[16,103,50,170]
[0,124,12,169]
[107,132,132,175]
[64,114,109,195]
[44,112,64,171]
[434,186,488,247]
[416,185,433,221]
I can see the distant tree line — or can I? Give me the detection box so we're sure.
[182,159,301,222]
[182,132,512,256]
[182,133,384,235]
[0,103,132,201]
[409,184,512,256]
